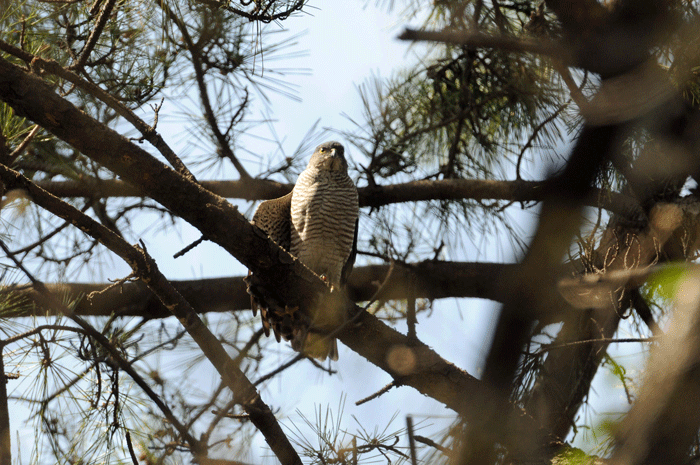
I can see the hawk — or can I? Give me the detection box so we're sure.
[250,141,359,360]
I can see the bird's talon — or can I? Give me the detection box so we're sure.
[282,305,299,317]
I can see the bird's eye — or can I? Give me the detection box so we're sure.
[319,147,327,153]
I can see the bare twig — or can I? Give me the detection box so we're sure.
[173,235,206,259]
[538,336,659,353]
[7,125,40,164]
[414,435,451,455]
[254,354,304,385]
[516,105,566,180]
[406,415,418,465]
[355,381,395,406]
[69,0,118,71]
[125,431,139,465]
[86,273,136,302]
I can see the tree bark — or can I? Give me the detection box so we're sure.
[32,178,639,216]
[1,261,516,317]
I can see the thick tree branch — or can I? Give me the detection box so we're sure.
[33,178,640,216]
[2,261,516,318]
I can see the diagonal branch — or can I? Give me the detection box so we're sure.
[0,39,195,181]
[69,0,118,71]
[0,164,302,465]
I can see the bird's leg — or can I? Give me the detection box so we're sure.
[319,273,337,292]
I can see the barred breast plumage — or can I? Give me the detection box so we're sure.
[291,166,359,287]
[248,141,359,361]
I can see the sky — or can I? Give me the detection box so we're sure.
[5,1,647,462]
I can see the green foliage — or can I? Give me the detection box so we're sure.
[552,447,599,465]
[287,395,412,465]
[648,263,688,301]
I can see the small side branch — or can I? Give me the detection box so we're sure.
[69,0,118,71]
[407,415,418,465]
[356,381,395,406]
[414,435,452,456]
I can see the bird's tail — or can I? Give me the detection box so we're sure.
[301,333,338,361]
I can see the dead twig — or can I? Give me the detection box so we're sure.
[355,381,396,406]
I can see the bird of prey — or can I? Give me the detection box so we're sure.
[250,141,359,360]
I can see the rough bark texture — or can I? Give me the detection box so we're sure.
[33,178,639,215]
[2,261,516,317]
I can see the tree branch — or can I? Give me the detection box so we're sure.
[1,261,515,318]
[33,177,640,217]
[69,0,118,71]
[0,55,516,430]
[158,0,250,179]
[397,29,567,61]
[611,269,700,464]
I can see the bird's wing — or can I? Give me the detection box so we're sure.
[251,192,293,250]
[340,217,359,286]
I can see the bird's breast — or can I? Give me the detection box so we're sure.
[290,170,359,284]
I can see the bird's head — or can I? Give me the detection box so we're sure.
[309,141,347,172]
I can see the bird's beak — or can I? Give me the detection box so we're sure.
[320,149,343,170]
